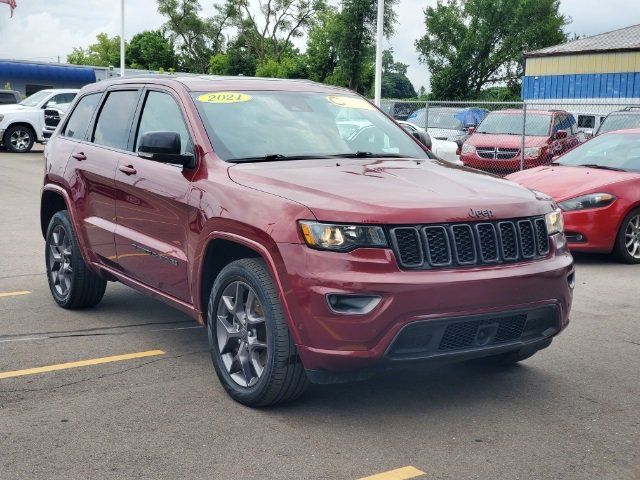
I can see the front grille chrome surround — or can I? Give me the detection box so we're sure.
[389,216,549,270]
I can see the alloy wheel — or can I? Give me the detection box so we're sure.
[10,129,31,151]
[624,214,640,259]
[215,281,268,387]
[48,225,73,297]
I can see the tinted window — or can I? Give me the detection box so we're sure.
[49,93,76,106]
[135,91,191,154]
[93,90,139,149]
[577,115,595,129]
[0,92,16,104]
[63,93,101,140]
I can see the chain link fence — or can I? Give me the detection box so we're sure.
[381,99,640,177]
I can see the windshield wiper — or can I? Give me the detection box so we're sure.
[578,163,626,172]
[231,154,333,163]
[332,151,414,159]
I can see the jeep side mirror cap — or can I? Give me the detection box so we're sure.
[138,131,195,168]
[467,126,476,135]
[555,130,568,140]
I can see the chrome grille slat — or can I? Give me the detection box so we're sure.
[390,216,548,270]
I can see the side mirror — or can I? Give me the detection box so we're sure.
[467,126,476,135]
[412,130,432,150]
[138,131,195,168]
[555,130,568,140]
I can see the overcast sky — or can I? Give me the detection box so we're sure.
[0,0,638,91]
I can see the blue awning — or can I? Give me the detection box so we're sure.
[0,61,96,85]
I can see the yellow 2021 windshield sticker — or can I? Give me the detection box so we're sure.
[327,95,375,110]
[197,92,252,104]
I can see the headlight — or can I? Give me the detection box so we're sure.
[461,143,475,154]
[524,147,540,157]
[545,209,564,235]
[299,221,387,252]
[558,193,616,211]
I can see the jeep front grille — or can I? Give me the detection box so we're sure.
[389,216,550,269]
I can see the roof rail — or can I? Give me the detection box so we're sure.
[622,106,640,111]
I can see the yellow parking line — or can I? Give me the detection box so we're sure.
[357,466,425,480]
[0,291,31,298]
[0,350,166,380]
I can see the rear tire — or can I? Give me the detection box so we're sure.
[45,211,107,309]
[207,258,308,407]
[613,208,640,264]
[4,125,35,153]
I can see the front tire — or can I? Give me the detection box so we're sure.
[207,258,308,407]
[614,208,640,264]
[4,125,35,153]
[45,211,107,309]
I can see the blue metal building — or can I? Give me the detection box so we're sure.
[522,24,640,103]
[0,60,96,96]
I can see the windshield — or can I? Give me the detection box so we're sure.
[193,91,428,161]
[597,114,640,135]
[477,113,551,136]
[558,132,640,171]
[407,109,463,130]
[19,90,51,107]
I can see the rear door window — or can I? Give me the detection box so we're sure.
[577,115,595,129]
[63,93,102,140]
[49,93,77,107]
[92,90,140,150]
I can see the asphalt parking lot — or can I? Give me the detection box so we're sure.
[0,147,638,480]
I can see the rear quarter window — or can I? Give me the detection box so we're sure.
[63,93,101,140]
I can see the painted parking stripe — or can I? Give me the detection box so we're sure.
[0,291,31,298]
[0,350,165,380]
[357,466,425,480]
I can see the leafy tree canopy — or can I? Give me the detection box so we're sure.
[415,0,568,99]
[127,30,178,70]
[67,33,123,67]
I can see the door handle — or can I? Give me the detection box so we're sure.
[71,152,87,161]
[118,164,137,176]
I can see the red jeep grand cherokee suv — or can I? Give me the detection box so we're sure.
[460,109,582,175]
[41,76,574,406]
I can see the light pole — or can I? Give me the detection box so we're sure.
[120,0,125,77]
[373,0,384,106]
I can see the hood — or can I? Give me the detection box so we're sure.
[228,158,552,224]
[467,133,548,149]
[507,165,640,201]
[0,104,28,114]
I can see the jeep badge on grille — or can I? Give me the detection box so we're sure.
[468,208,495,219]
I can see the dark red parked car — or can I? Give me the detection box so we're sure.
[461,109,582,175]
[508,129,640,263]
[41,76,574,406]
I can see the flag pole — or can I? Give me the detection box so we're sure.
[120,0,125,77]
[373,0,384,107]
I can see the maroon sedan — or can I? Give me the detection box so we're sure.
[508,129,640,263]
[41,76,573,406]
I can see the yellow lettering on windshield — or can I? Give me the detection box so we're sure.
[197,92,252,104]
[327,95,375,111]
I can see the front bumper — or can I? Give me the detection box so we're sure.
[461,154,550,174]
[277,235,574,375]
[562,203,623,253]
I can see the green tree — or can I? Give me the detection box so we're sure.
[336,0,397,93]
[380,48,416,98]
[67,33,123,67]
[158,0,232,72]
[415,0,568,99]
[127,30,178,70]
[305,8,341,83]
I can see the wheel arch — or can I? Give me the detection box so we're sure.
[40,188,69,238]
[4,121,37,141]
[194,232,302,343]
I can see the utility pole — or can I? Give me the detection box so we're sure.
[373,0,384,106]
[120,0,125,77]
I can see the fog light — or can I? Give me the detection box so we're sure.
[326,294,381,315]
[567,271,576,290]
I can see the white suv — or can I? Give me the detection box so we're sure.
[0,89,78,153]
